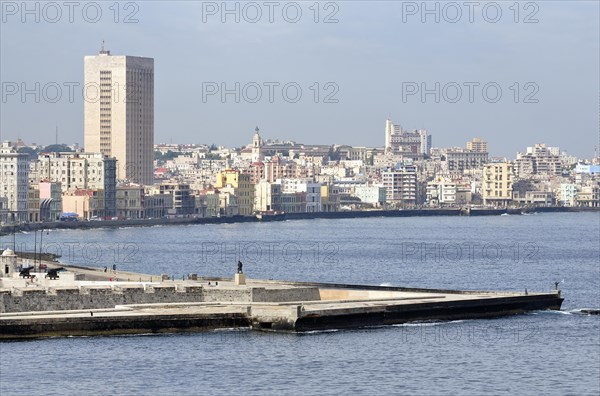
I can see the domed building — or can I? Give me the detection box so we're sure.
[1,248,18,277]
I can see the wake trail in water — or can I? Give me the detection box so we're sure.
[392,320,465,327]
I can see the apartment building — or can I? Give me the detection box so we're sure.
[382,165,418,206]
[482,162,514,207]
[216,170,255,215]
[33,152,116,217]
[0,143,29,222]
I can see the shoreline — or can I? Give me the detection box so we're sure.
[1,206,597,236]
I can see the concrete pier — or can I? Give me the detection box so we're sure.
[0,262,563,339]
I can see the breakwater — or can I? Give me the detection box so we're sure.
[0,263,564,339]
[2,206,597,236]
[0,281,563,338]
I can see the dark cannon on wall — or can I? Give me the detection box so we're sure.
[45,267,65,280]
[19,267,35,279]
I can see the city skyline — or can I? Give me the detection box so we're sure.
[1,123,592,162]
[1,2,598,158]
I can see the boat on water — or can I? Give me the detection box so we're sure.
[255,212,286,221]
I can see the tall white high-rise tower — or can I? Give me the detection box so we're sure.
[84,45,154,185]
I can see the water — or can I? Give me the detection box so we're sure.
[1,213,599,395]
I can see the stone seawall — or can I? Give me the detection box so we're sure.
[0,285,321,313]
[1,312,252,338]
[252,287,321,302]
[0,285,203,313]
[2,207,596,236]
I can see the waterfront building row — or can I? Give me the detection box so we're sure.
[2,128,600,222]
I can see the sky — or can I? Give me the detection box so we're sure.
[1,1,598,158]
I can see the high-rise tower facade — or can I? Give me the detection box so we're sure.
[84,46,154,185]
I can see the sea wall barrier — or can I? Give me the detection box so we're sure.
[0,285,321,313]
[0,263,564,337]
[1,206,597,236]
[0,286,564,337]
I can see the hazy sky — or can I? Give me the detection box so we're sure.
[1,1,598,158]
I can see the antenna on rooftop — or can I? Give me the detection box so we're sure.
[99,40,110,55]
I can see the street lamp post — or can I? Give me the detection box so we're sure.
[12,220,17,251]
[33,229,37,271]
[39,229,46,268]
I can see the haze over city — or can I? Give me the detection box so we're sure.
[1,1,598,158]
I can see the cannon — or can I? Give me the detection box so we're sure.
[19,266,35,279]
[45,267,65,280]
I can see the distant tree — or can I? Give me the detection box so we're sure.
[163,150,180,161]
[209,144,218,151]
[328,146,341,161]
[40,144,73,153]
[154,150,182,162]
[17,147,38,160]
[205,153,222,160]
